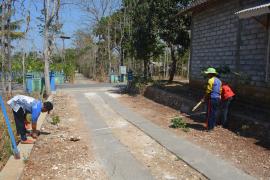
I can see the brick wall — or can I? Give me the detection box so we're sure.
[190,0,239,81]
[240,0,268,87]
[189,0,270,106]
[190,0,268,86]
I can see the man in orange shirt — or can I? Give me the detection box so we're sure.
[221,81,235,128]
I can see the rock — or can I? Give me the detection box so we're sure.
[52,165,58,170]
[70,136,80,142]
[164,174,177,180]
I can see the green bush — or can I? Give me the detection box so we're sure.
[127,75,154,93]
[15,77,23,84]
[170,116,189,132]
[51,116,60,125]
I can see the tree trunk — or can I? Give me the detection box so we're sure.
[169,45,176,82]
[120,48,124,66]
[44,0,51,95]
[7,0,12,95]
[22,52,25,90]
[1,1,6,96]
[107,22,111,73]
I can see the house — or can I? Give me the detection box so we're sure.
[180,0,270,107]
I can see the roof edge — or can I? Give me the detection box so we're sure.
[177,0,216,16]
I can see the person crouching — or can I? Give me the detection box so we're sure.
[7,95,53,144]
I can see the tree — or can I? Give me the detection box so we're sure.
[43,0,61,95]
[154,0,191,82]
[131,0,162,79]
[73,29,98,79]
[0,0,24,95]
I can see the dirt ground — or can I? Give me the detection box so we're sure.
[119,94,270,179]
[20,93,107,180]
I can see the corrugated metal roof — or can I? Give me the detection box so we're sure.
[177,0,213,15]
[236,3,270,19]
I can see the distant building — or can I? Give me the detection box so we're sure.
[180,0,270,107]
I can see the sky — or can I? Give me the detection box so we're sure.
[13,0,121,53]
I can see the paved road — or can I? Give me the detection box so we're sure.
[58,81,255,180]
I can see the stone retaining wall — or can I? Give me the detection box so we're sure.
[143,86,270,141]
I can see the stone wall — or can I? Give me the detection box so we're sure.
[240,0,269,87]
[190,0,239,81]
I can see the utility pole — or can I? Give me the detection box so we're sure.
[7,0,12,95]
[60,35,70,65]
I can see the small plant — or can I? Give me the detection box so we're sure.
[51,116,60,125]
[170,116,190,132]
[23,155,29,164]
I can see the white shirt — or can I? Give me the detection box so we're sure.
[7,95,36,113]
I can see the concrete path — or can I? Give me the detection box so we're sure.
[99,92,255,180]
[58,79,255,180]
[73,92,153,180]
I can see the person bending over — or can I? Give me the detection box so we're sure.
[7,95,53,144]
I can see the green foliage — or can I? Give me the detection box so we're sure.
[131,75,147,89]
[50,49,76,82]
[51,116,60,125]
[154,0,191,49]
[132,1,161,61]
[75,0,192,81]
[14,77,23,84]
[26,53,44,72]
[126,75,153,94]
[0,9,25,40]
[170,116,190,132]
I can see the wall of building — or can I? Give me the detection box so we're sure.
[189,0,270,107]
[190,0,239,81]
[240,0,269,87]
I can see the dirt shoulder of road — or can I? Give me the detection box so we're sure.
[118,94,270,179]
[20,92,107,180]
